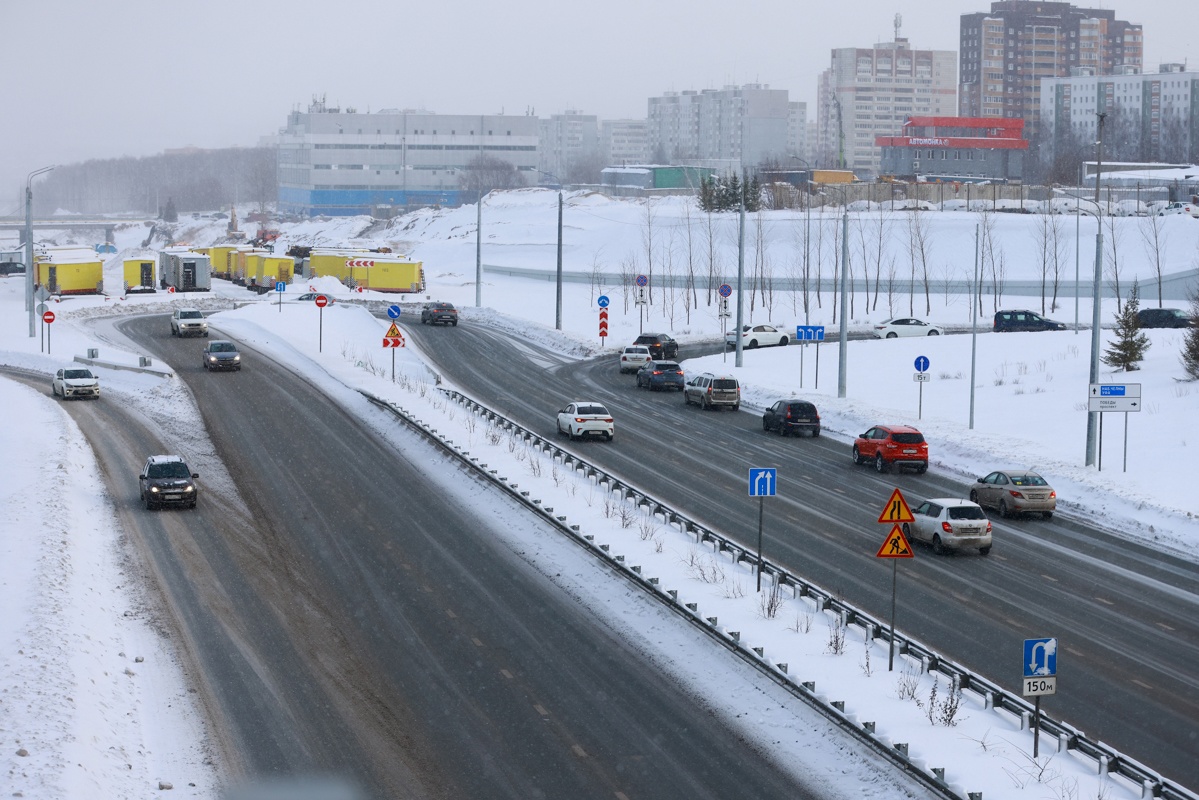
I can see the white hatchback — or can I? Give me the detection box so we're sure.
[556,401,614,442]
[903,498,992,556]
[619,345,652,374]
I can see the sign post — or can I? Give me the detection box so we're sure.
[315,294,329,352]
[914,355,930,419]
[1022,637,1059,757]
[876,488,915,671]
[598,295,610,345]
[748,468,777,593]
[276,280,286,312]
[42,310,55,355]
[796,325,826,389]
[383,313,404,381]
[1088,383,1141,473]
[635,274,648,333]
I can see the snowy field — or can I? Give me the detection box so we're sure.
[2,191,1198,798]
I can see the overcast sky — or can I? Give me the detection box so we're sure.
[5,0,1192,210]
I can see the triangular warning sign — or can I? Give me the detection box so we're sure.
[385,322,401,338]
[877,488,915,524]
[876,524,915,559]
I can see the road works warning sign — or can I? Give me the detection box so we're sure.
[876,524,914,559]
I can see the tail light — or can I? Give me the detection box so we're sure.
[1008,490,1025,499]
[942,521,954,533]
[1049,490,1057,499]
[652,370,663,375]
[986,521,993,533]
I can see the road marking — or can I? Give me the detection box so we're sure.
[1132,678,1153,690]
[571,744,587,758]
[445,609,457,619]
[1094,596,1114,606]
[501,669,514,680]
[1066,645,1085,658]
[616,793,631,800]
[471,637,484,648]
[1040,574,1059,582]
[1156,621,1175,632]
[534,704,549,717]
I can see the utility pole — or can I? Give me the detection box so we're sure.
[837,207,849,398]
[25,165,55,337]
[735,190,746,367]
[555,189,563,330]
[1085,112,1107,467]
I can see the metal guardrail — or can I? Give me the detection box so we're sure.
[365,386,1197,800]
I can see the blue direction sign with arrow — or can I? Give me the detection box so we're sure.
[598,295,610,308]
[1023,637,1057,677]
[914,355,930,372]
[387,305,402,319]
[748,468,777,497]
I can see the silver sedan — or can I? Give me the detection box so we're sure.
[970,470,1057,519]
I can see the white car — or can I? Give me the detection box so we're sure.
[871,318,943,338]
[292,292,336,305]
[1158,202,1199,219]
[724,324,790,349]
[170,308,208,337]
[556,401,614,441]
[52,367,100,400]
[619,345,652,374]
[902,498,992,556]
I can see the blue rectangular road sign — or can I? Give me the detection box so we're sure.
[1101,386,1125,396]
[1023,638,1058,677]
[748,468,777,497]
[796,325,825,342]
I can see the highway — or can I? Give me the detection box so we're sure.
[401,319,1199,791]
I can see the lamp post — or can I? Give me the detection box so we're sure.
[790,156,813,325]
[25,165,55,337]
[822,184,851,398]
[1085,113,1107,468]
[1052,186,1100,334]
[475,189,493,308]
[537,170,565,330]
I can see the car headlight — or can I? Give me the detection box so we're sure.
[149,486,160,493]
[232,355,240,361]
[208,356,218,362]
[183,485,195,493]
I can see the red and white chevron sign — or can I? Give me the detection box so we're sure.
[599,308,609,338]
[345,259,375,268]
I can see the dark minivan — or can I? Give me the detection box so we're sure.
[1136,308,1194,328]
[762,400,821,437]
[993,310,1067,332]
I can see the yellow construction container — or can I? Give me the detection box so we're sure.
[811,169,856,185]
[207,245,244,279]
[258,255,294,287]
[122,257,157,292]
[356,257,425,293]
[234,248,271,285]
[308,248,370,281]
[35,247,103,295]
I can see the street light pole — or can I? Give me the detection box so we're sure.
[1085,113,1107,467]
[475,191,485,308]
[556,189,563,330]
[838,207,849,398]
[790,156,813,325]
[735,193,746,368]
[25,165,55,337]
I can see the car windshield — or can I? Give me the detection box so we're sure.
[148,462,191,479]
[64,369,94,379]
[179,311,202,319]
[948,505,987,521]
[577,405,608,416]
[1010,474,1048,486]
[892,433,925,444]
[210,343,237,353]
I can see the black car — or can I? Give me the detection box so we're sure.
[762,400,821,437]
[633,332,678,359]
[421,302,458,326]
[993,310,1067,332]
[139,455,199,510]
[202,340,242,371]
[1136,307,1194,328]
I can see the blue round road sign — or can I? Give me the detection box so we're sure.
[387,305,402,319]
[635,274,648,287]
[598,295,610,308]
[914,355,930,372]
[718,283,732,298]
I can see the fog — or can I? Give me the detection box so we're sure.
[5,0,1192,205]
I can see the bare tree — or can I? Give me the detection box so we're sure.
[1104,213,1126,313]
[1032,211,1054,313]
[1139,213,1170,307]
[641,198,658,305]
[905,212,934,316]
[459,154,526,200]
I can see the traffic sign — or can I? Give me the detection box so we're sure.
[385,322,401,338]
[1088,383,1141,412]
[877,488,915,524]
[598,295,610,308]
[276,281,286,293]
[718,283,732,298]
[345,258,375,268]
[914,355,930,372]
[315,295,329,308]
[635,286,648,305]
[796,325,825,341]
[914,372,931,382]
[635,274,648,287]
[748,468,777,497]
[383,335,405,348]
[36,303,48,315]
[1023,676,1057,697]
[1023,637,1057,677]
[42,310,56,324]
[875,525,914,558]
[387,305,402,319]
[599,307,609,339]
[167,286,176,293]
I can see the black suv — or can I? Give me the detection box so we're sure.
[993,310,1067,332]
[1137,308,1194,328]
[633,332,678,359]
[139,455,199,510]
[762,400,821,437]
[421,302,458,326]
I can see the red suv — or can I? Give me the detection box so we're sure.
[852,425,928,474]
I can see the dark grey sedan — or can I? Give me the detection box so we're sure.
[202,340,242,371]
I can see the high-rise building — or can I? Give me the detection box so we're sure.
[817,38,957,175]
[646,84,806,173]
[600,119,650,167]
[959,1,1143,135]
[538,110,600,184]
[1040,64,1199,165]
[277,98,539,216]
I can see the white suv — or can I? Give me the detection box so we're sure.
[171,308,209,337]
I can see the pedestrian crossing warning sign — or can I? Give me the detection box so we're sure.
[876,524,914,559]
[385,322,401,338]
[877,488,915,524]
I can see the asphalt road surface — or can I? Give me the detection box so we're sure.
[14,314,877,800]
[401,319,1199,792]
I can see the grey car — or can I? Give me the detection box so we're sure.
[202,340,242,371]
[139,455,199,510]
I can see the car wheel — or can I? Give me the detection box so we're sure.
[569,427,579,442]
[979,545,992,556]
[852,446,863,465]
[748,339,758,349]
[779,336,789,346]
[606,432,614,442]
[777,424,787,437]
[915,465,927,474]
[204,331,209,338]
[969,489,980,503]
[875,453,889,473]
[1042,511,1054,520]
[811,429,820,438]
[762,418,770,431]
[928,330,940,336]
[902,522,912,539]
[732,404,740,412]
[886,332,898,339]
[452,321,458,326]
[932,535,945,555]
[999,499,1011,518]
